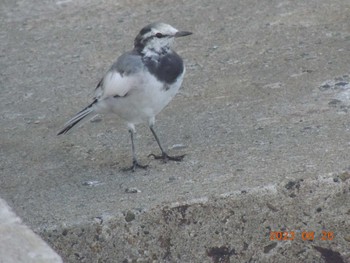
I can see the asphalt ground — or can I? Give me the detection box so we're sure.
[1,0,350,262]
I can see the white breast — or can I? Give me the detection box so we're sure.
[94,68,185,125]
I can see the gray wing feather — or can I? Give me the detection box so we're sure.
[110,50,143,76]
[94,50,144,99]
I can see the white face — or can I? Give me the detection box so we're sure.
[139,23,178,55]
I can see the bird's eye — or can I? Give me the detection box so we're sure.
[155,33,163,38]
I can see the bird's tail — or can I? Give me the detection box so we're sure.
[57,100,97,135]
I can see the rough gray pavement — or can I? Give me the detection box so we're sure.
[0,198,63,263]
[1,0,350,262]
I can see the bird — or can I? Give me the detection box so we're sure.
[57,22,192,171]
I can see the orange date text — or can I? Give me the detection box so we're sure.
[270,231,334,241]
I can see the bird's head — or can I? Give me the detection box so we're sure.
[134,22,192,55]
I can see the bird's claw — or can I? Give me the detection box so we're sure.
[148,152,185,163]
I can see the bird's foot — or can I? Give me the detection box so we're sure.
[123,160,148,172]
[149,152,185,163]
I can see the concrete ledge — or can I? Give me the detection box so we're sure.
[0,198,62,263]
[41,176,349,262]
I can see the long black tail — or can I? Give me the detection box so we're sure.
[57,100,97,135]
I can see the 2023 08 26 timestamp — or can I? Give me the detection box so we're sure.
[270,231,334,241]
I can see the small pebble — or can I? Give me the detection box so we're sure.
[339,172,350,182]
[82,180,103,187]
[125,211,135,222]
[170,144,187,150]
[125,187,141,193]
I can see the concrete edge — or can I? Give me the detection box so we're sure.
[0,198,63,263]
[39,174,350,262]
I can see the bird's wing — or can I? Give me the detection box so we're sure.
[94,50,144,100]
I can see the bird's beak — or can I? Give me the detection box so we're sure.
[175,31,192,38]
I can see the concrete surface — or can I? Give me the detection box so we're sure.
[1,0,350,262]
[0,198,63,263]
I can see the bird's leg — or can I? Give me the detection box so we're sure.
[123,129,148,172]
[148,125,185,162]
